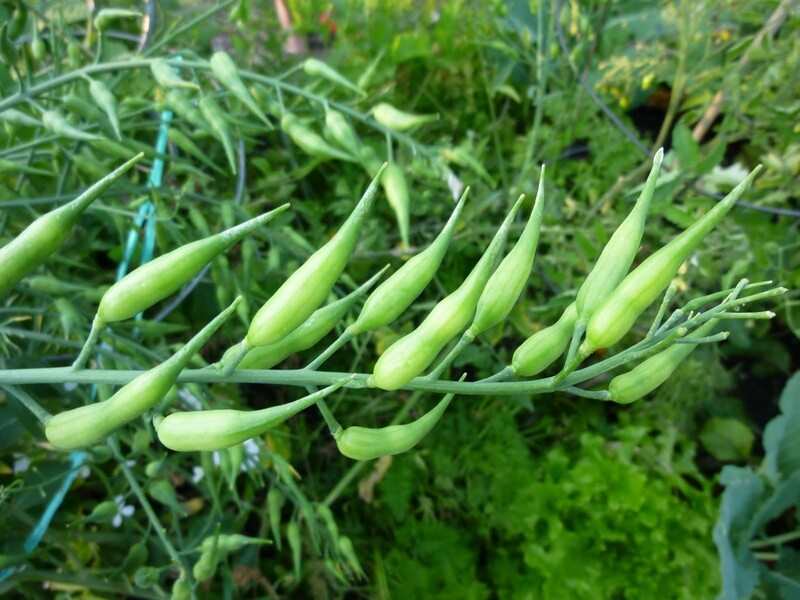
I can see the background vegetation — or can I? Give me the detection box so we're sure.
[1,0,798,598]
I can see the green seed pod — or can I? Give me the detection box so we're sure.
[0,22,18,66]
[156,376,354,451]
[167,126,225,174]
[146,479,186,514]
[246,166,386,347]
[281,113,356,162]
[580,166,761,354]
[469,170,546,337]
[45,299,240,450]
[236,267,387,370]
[576,149,663,321]
[170,574,192,600]
[150,57,196,89]
[192,550,218,583]
[511,303,578,377]
[608,319,719,404]
[199,95,237,174]
[371,102,438,131]
[42,110,101,142]
[0,154,142,299]
[120,541,149,574]
[286,521,302,580]
[370,195,524,391]
[349,188,468,335]
[334,390,454,460]
[338,536,365,578]
[94,8,142,32]
[30,32,46,63]
[199,533,271,556]
[209,50,269,124]
[381,162,410,250]
[73,152,110,182]
[6,2,27,40]
[164,89,207,131]
[87,78,121,140]
[315,503,338,539]
[81,500,118,524]
[134,566,163,589]
[96,205,288,326]
[324,107,361,157]
[302,58,361,95]
[63,93,106,123]
[1,108,40,128]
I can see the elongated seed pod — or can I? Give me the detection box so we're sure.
[608,319,719,404]
[580,166,761,354]
[88,78,121,140]
[381,162,410,249]
[302,58,362,95]
[156,377,354,451]
[235,267,388,370]
[167,127,224,174]
[334,390,454,460]
[165,89,207,131]
[199,534,271,556]
[470,169,546,337]
[96,205,289,325]
[1,108,40,127]
[150,57,196,89]
[42,110,101,142]
[199,95,237,174]
[94,8,141,32]
[45,298,240,450]
[209,51,269,124]
[576,149,663,321]
[324,107,361,157]
[370,195,525,391]
[371,103,438,131]
[511,303,578,377]
[0,154,143,298]
[281,114,356,162]
[245,167,386,347]
[349,188,469,335]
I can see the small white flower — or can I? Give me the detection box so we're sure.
[191,466,205,484]
[242,439,260,471]
[112,495,134,528]
[13,454,31,474]
[78,465,91,479]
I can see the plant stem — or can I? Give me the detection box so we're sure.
[426,333,472,381]
[3,385,52,423]
[110,438,190,585]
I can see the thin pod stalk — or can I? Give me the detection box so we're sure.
[155,375,355,451]
[578,165,762,357]
[348,188,469,335]
[370,194,525,391]
[45,298,241,450]
[608,318,719,404]
[96,204,290,326]
[245,165,387,348]
[209,51,270,124]
[469,167,547,337]
[334,388,456,460]
[0,154,143,299]
[232,266,389,370]
[575,148,663,322]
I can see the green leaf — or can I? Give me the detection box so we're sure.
[700,417,754,462]
[763,371,800,481]
[747,470,800,540]
[672,122,699,171]
[713,466,763,600]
